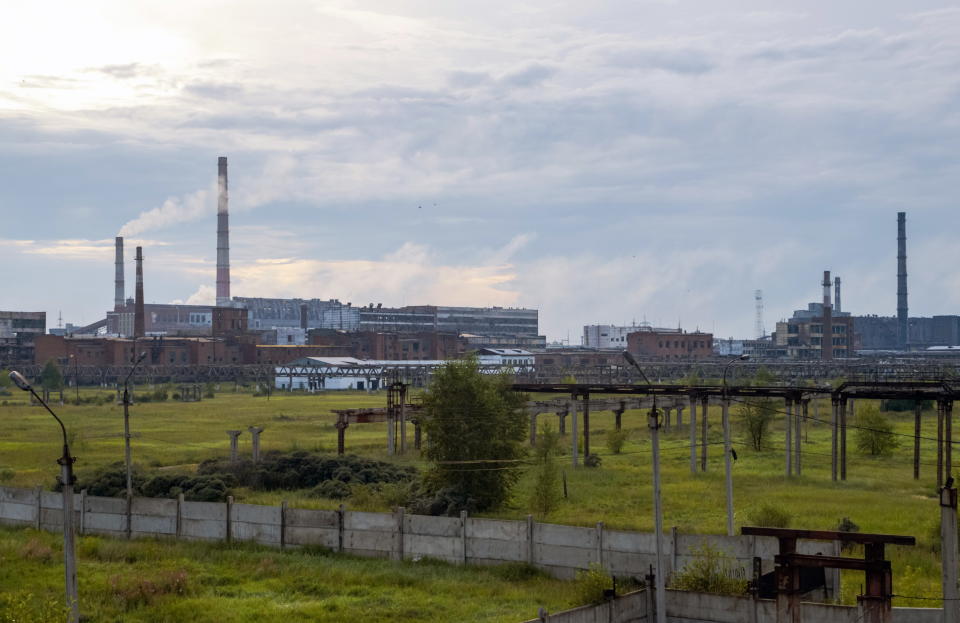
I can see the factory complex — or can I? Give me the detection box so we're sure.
[4,160,960,375]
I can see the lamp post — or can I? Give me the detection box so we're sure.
[9,370,79,623]
[122,353,147,511]
[623,351,666,623]
[721,354,749,537]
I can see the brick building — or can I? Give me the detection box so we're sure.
[626,329,714,360]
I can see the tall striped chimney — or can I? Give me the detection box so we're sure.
[216,156,231,307]
[834,276,841,314]
[822,270,833,360]
[114,236,125,311]
[134,246,145,338]
[897,212,908,348]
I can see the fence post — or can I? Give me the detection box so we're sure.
[338,504,345,553]
[526,514,535,565]
[394,507,405,561]
[78,490,86,535]
[34,486,42,530]
[226,495,233,544]
[461,510,468,565]
[280,500,287,551]
[596,521,604,568]
[176,493,184,538]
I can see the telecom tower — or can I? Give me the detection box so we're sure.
[754,290,765,339]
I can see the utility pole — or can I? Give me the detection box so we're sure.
[648,402,667,623]
[122,352,147,538]
[941,485,959,623]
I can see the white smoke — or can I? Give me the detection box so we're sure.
[118,188,212,237]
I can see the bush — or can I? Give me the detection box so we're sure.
[0,468,14,482]
[670,542,748,595]
[747,504,791,528]
[530,425,562,519]
[573,563,613,605]
[584,454,602,468]
[739,398,777,451]
[605,429,629,454]
[108,569,189,610]
[854,406,899,456]
[70,463,146,497]
[312,480,351,500]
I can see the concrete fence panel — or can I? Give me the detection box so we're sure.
[466,518,525,564]
[405,514,462,564]
[284,507,339,549]
[536,523,599,577]
[343,511,395,558]
[232,503,281,546]
[83,495,126,537]
[179,500,227,541]
[0,487,37,526]
[38,490,82,533]
[130,497,177,538]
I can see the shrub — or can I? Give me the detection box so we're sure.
[312,480,351,500]
[670,542,748,595]
[584,454,602,468]
[69,462,145,497]
[855,406,899,456]
[530,425,562,519]
[738,398,777,451]
[108,569,189,610]
[573,563,613,605]
[0,468,14,482]
[748,504,791,528]
[605,429,629,454]
[20,538,54,563]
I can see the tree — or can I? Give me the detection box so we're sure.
[854,405,899,456]
[419,357,528,513]
[40,360,62,391]
[530,424,562,518]
[737,367,778,451]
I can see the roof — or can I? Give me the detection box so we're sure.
[478,348,533,356]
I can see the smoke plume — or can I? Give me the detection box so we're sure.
[118,188,212,237]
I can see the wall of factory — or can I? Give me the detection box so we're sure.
[0,311,46,366]
[308,330,466,361]
[627,330,714,360]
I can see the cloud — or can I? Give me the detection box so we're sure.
[171,284,215,306]
[6,238,170,260]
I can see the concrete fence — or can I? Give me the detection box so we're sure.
[522,589,940,623]
[0,485,839,585]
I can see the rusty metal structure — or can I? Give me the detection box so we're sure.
[742,526,915,623]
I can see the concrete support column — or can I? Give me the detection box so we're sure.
[689,396,698,475]
[663,407,672,432]
[557,408,567,435]
[785,399,793,478]
[939,401,946,490]
[247,426,264,463]
[914,402,922,480]
[387,411,396,456]
[840,399,848,481]
[399,389,407,455]
[700,396,709,472]
[227,430,242,462]
[335,417,348,456]
[614,405,625,432]
[796,400,803,476]
[941,487,959,623]
[831,398,839,482]
[414,421,422,450]
[676,405,684,428]
[582,394,591,458]
[948,401,954,481]
[570,399,579,468]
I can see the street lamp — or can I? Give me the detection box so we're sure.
[622,351,666,623]
[122,352,148,518]
[9,370,79,623]
[721,354,749,537]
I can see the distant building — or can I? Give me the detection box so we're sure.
[626,329,714,361]
[714,336,785,359]
[582,323,672,349]
[773,314,856,359]
[308,329,466,361]
[0,311,46,366]
[105,302,247,337]
[854,315,960,351]
[476,348,535,368]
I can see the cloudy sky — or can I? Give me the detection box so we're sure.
[3,1,959,341]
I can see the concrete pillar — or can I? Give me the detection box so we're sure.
[582,394,591,458]
[941,487,959,623]
[689,396,698,475]
[247,426,264,463]
[797,400,805,476]
[387,411,396,456]
[914,402,922,480]
[227,430,242,462]
[614,405,625,432]
[663,407,672,432]
[840,399,848,481]
[939,401,946,489]
[399,388,407,454]
[700,396,709,472]
[414,421,422,450]
[831,398,839,482]
[570,399,579,468]
[785,399,793,478]
[557,408,567,435]
[948,401,954,481]
[676,405,684,428]
[335,417,348,456]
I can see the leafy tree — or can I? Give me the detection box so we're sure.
[738,399,777,451]
[419,357,528,513]
[40,361,62,391]
[854,405,899,456]
[530,424,562,518]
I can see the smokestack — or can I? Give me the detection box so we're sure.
[834,276,841,314]
[822,270,833,360]
[216,156,231,307]
[134,246,145,338]
[114,236,125,311]
[897,212,908,348]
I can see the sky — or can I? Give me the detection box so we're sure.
[2,1,959,342]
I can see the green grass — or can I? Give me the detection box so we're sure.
[0,388,950,607]
[0,525,576,622]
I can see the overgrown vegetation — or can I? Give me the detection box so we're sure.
[737,368,778,451]
[419,357,528,514]
[854,406,900,457]
[747,503,792,528]
[530,425,562,519]
[605,428,629,454]
[669,542,748,595]
[573,563,613,605]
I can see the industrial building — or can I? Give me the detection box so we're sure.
[626,328,714,360]
[0,311,46,366]
[583,323,673,349]
[772,271,855,359]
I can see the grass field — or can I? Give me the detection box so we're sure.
[0,525,578,622]
[0,385,949,608]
